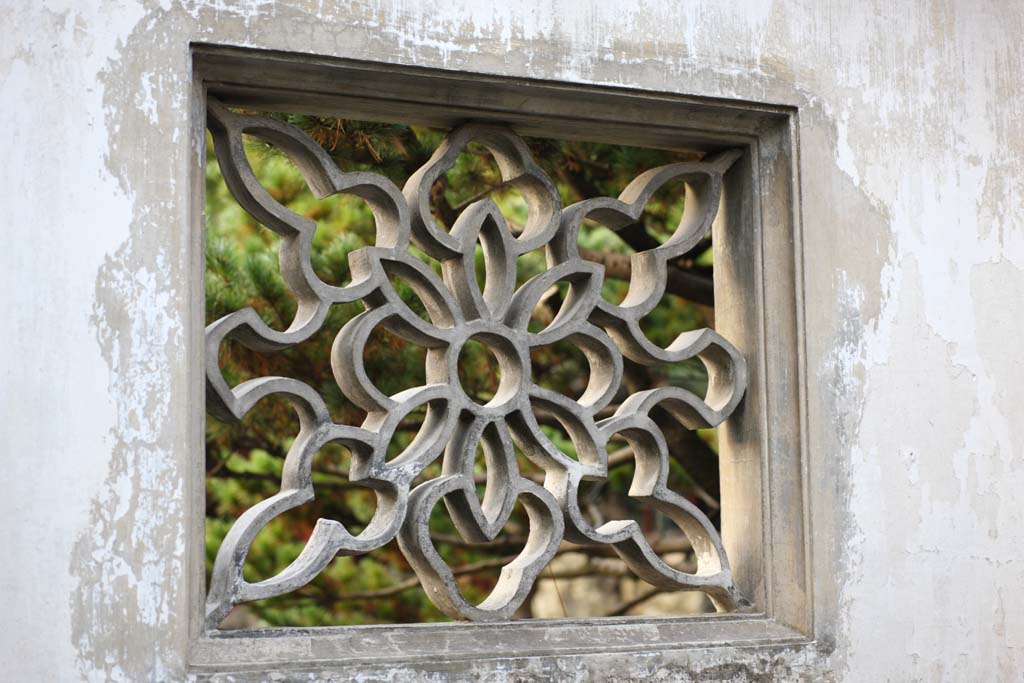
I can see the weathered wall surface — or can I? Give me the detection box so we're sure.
[1,1,1021,680]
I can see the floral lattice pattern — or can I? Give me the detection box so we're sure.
[204,100,749,627]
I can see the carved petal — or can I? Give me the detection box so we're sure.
[204,100,409,420]
[594,412,749,611]
[402,123,561,258]
[397,473,563,621]
[443,201,518,321]
[204,420,387,630]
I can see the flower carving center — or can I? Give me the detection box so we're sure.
[453,331,526,410]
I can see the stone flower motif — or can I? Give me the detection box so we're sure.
[203,100,749,627]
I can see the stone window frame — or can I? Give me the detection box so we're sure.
[186,44,811,678]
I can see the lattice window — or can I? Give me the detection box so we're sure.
[203,98,751,628]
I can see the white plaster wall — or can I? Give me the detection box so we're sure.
[1,1,1021,680]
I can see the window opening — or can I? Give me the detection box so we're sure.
[204,100,748,629]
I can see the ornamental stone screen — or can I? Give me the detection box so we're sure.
[204,98,748,628]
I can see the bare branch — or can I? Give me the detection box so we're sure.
[578,248,714,306]
[452,179,516,210]
[603,585,671,617]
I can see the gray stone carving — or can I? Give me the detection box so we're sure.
[203,98,749,628]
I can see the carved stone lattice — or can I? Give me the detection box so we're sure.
[204,99,750,627]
